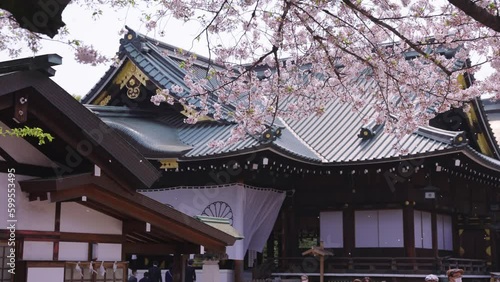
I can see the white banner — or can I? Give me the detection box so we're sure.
[140,184,285,260]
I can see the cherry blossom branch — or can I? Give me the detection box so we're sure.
[340,0,453,76]
[447,0,500,32]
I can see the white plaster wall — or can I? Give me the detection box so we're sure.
[0,173,55,231]
[27,267,64,282]
[0,121,55,167]
[94,243,122,261]
[23,241,54,261]
[58,242,88,261]
[60,202,122,234]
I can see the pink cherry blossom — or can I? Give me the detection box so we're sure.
[2,0,500,146]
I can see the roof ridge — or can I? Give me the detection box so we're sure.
[124,26,218,68]
[277,117,328,162]
[415,125,467,146]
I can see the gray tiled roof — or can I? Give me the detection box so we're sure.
[481,98,500,149]
[83,27,496,167]
[120,28,234,119]
[88,105,323,163]
[282,78,462,163]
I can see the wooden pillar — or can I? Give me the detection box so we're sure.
[343,207,355,256]
[452,214,460,257]
[403,202,416,257]
[286,205,298,256]
[319,256,325,282]
[172,253,183,282]
[266,233,274,260]
[431,211,438,257]
[234,260,244,282]
[280,208,286,258]
[54,202,61,261]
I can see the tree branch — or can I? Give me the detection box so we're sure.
[447,0,500,32]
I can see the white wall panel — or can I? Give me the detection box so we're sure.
[27,267,64,282]
[320,211,343,248]
[355,210,378,247]
[378,210,403,247]
[414,211,422,248]
[23,241,53,261]
[60,202,122,234]
[59,242,88,261]
[437,214,445,249]
[437,214,453,250]
[422,212,432,249]
[415,211,432,249]
[0,173,55,231]
[94,243,122,261]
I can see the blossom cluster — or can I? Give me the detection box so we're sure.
[143,0,500,145]
[74,44,108,66]
[3,0,500,147]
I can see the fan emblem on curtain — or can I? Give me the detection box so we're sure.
[201,201,234,226]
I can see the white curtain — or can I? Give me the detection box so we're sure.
[319,211,343,248]
[140,184,285,260]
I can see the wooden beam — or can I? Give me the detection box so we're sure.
[95,189,229,252]
[13,91,29,123]
[0,230,124,243]
[123,243,198,255]
[123,220,184,243]
[60,232,124,243]
[0,161,55,177]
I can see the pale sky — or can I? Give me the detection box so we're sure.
[0,3,210,97]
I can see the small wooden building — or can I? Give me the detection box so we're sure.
[79,27,500,282]
[0,55,237,282]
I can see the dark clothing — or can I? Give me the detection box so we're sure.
[185,266,196,282]
[128,276,138,282]
[139,277,151,282]
[165,270,173,282]
[148,266,162,282]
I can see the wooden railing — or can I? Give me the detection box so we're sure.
[260,257,489,275]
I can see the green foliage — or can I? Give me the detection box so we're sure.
[0,126,54,145]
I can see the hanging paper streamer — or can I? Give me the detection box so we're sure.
[75,261,84,277]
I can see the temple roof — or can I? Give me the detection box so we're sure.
[481,98,500,149]
[82,27,500,170]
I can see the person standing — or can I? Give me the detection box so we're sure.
[128,269,138,282]
[165,266,173,282]
[425,274,439,282]
[139,272,152,282]
[447,269,464,282]
[148,261,163,282]
[185,259,196,282]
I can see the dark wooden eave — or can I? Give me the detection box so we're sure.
[0,68,160,189]
[18,173,236,253]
